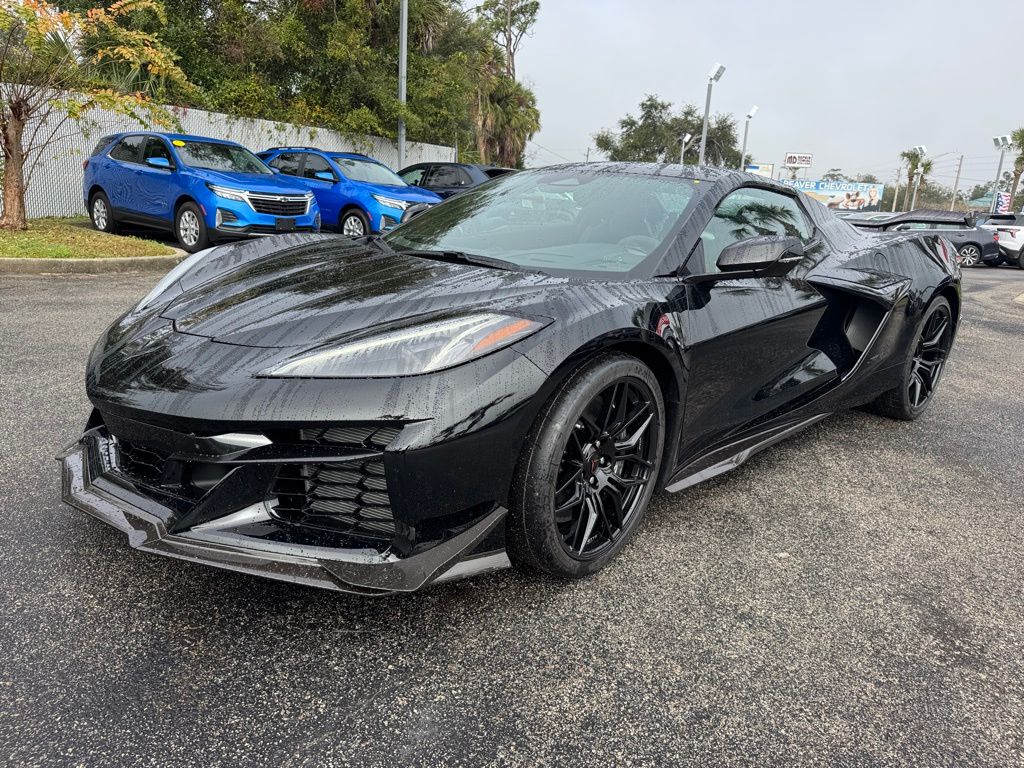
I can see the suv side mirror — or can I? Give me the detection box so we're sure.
[314,171,336,182]
[146,156,171,170]
[717,235,804,274]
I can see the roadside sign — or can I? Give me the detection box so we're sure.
[784,152,813,168]
[744,163,775,178]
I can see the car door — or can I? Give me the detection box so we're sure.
[104,135,148,212]
[399,164,430,188]
[677,186,833,458]
[298,153,341,225]
[133,137,177,223]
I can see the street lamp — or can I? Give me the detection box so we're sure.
[397,0,408,169]
[697,63,726,167]
[738,105,758,171]
[679,132,694,164]
[910,145,927,210]
[991,135,1012,213]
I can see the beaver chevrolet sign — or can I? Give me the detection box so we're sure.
[781,179,886,211]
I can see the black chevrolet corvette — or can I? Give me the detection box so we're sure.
[62,164,961,594]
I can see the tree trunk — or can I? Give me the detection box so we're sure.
[0,111,28,231]
[1010,166,1023,213]
[901,167,915,211]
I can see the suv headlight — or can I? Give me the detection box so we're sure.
[207,184,247,203]
[260,313,548,378]
[371,194,411,211]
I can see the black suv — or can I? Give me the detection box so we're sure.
[398,162,516,198]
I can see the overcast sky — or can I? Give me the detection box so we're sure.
[517,0,1023,191]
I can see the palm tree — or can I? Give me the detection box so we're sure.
[911,158,933,209]
[1008,128,1024,212]
[899,148,924,211]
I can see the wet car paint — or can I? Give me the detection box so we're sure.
[63,163,961,593]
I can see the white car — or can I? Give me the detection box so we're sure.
[979,214,1024,268]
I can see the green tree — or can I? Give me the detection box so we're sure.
[822,168,846,182]
[477,0,538,80]
[1007,127,1024,213]
[593,94,741,167]
[0,0,190,229]
[899,147,926,211]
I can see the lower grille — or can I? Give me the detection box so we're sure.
[117,440,170,486]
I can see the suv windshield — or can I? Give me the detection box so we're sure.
[176,141,271,174]
[331,157,406,185]
[385,169,698,275]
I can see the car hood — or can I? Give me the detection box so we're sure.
[188,168,311,196]
[157,235,562,349]
[365,183,443,204]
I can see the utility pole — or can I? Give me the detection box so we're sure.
[891,166,902,212]
[698,63,725,167]
[585,147,590,162]
[909,145,927,211]
[397,0,408,169]
[949,154,963,211]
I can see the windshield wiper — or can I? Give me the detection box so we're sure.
[396,248,516,272]
[360,234,395,253]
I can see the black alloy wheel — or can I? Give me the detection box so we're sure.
[554,380,658,559]
[506,354,665,578]
[870,297,953,421]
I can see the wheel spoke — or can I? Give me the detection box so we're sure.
[575,497,599,554]
[555,468,583,496]
[615,411,653,452]
[923,319,948,348]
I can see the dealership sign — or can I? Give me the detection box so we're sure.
[743,163,774,178]
[783,152,813,168]
[781,179,886,211]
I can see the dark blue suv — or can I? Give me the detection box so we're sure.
[83,132,321,252]
[257,147,442,236]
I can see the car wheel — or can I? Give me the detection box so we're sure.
[869,296,953,421]
[1017,250,1024,270]
[339,208,369,237]
[957,244,981,267]
[89,192,118,234]
[175,202,209,253]
[506,353,665,578]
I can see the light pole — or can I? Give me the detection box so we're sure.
[679,132,694,164]
[737,105,757,171]
[910,144,927,210]
[397,0,408,169]
[697,63,725,167]
[990,135,1011,213]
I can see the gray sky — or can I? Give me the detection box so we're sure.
[517,0,1023,191]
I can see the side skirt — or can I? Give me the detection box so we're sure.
[664,413,831,493]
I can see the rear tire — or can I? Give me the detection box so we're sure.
[869,297,953,421]
[89,191,118,234]
[175,202,210,253]
[506,354,665,578]
[957,244,981,267]
[1016,250,1024,269]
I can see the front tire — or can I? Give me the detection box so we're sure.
[869,297,953,421]
[175,202,210,253]
[1016,250,1024,270]
[339,208,370,237]
[89,191,118,234]
[957,244,981,267]
[506,354,665,578]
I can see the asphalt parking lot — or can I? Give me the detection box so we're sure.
[2,267,1023,767]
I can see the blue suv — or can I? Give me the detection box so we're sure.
[83,132,321,252]
[256,147,442,236]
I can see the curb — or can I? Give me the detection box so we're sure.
[1015,293,1024,306]
[0,253,185,274]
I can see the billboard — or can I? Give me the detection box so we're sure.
[781,179,886,211]
[743,163,774,178]
[784,152,813,168]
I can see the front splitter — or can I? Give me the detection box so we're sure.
[59,437,510,595]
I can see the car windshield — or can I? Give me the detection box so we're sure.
[332,157,406,185]
[384,169,698,275]
[176,141,271,174]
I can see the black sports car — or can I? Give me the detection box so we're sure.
[62,164,961,595]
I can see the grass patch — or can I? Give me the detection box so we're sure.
[0,217,175,259]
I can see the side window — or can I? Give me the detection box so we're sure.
[692,188,815,274]
[269,152,303,176]
[143,138,174,166]
[302,153,335,180]
[426,165,467,187]
[109,135,146,164]
[401,166,426,186]
[90,136,115,156]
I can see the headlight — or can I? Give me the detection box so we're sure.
[207,184,247,203]
[260,313,548,378]
[371,194,411,211]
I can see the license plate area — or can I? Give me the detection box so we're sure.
[275,218,296,232]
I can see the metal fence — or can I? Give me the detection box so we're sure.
[12,103,456,218]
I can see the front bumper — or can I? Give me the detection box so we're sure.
[207,195,320,239]
[60,430,509,595]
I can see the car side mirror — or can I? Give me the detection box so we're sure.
[314,171,336,182]
[717,235,804,274]
[146,156,171,170]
